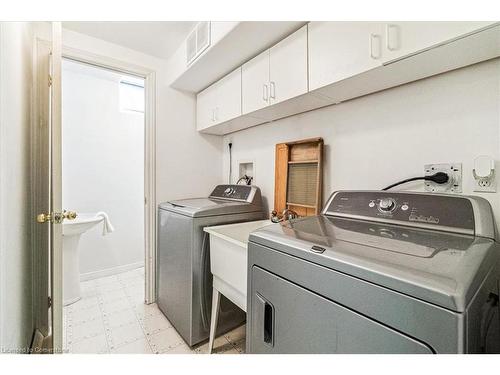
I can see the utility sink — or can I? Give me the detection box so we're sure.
[204,219,273,311]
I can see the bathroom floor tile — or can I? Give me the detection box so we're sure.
[64,267,244,354]
[111,338,153,354]
[100,288,128,303]
[139,311,172,335]
[224,324,246,343]
[147,328,184,353]
[104,308,137,330]
[71,318,106,343]
[127,292,146,306]
[71,334,109,354]
[194,335,233,354]
[101,297,132,314]
[70,304,102,325]
[125,283,144,297]
[71,296,100,311]
[162,343,195,354]
[98,281,124,294]
[134,302,163,320]
[109,321,144,349]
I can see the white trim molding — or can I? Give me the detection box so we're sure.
[60,46,158,304]
[80,261,145,282]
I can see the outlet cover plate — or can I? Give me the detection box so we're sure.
[473,175,497,193]
[424,163,462,193]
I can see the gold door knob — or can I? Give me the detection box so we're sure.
[36,211,77,224]
[37,213,52,223]
[63,210,77,220]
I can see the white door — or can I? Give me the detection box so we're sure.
[269,25,308,105]
[308,22,385,91]
[34,22,74,353]
[214,67,241,124]
[196,82,217,131]
[242,49,270,115]
[383,22,497,62]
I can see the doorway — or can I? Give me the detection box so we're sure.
[60,59,151,353]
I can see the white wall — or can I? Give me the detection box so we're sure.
[62,60,145,277]
[223,59,500,230]
[0,22,34,352]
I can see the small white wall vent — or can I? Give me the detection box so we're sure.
[186,21,211,66]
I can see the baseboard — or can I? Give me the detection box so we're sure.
[80,261,144,282]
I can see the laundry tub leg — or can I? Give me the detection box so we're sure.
[208,288,221,354]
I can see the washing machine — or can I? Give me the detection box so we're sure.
[247,190,500,353]
[157,184,264,347]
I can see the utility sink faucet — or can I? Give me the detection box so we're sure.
[270,209,299,223]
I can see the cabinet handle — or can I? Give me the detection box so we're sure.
[270,81,276,100]
[386,24,400,51]
[262,84,269,102]
[211,108,215,122]
[370,33,382,60]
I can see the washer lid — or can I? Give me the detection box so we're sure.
[249,215,500,312]
[159,198,261,218]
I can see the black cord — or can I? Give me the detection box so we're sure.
[382,172,449,191]
[228,142,232,184]
[236,174,253,185]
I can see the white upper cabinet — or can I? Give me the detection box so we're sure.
[243,26,309,114]
[196,67,241,131]
[308,22,385,91]
[382,22,496,62]
[196,21,499,135]
[215,67,242,124]
[242,50,270,115]
[269,25,308,105]
[196,83,217,131]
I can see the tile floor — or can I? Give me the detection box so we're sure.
[63,267,246,354]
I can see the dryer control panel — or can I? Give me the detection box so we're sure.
[322,191,492,237]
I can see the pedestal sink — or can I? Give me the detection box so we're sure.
[63,213,104,305]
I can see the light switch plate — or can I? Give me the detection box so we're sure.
[424,163,462,193]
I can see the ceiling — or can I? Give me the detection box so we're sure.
[63,21,197,60]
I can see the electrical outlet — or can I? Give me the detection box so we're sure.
[474,175,496,193]
[424,163,462,193]
[473,156,496,193]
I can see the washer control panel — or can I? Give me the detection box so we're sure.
[323,191,475,234]
[209,184,254,202]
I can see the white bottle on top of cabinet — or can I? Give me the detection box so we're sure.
[242,25,308,115]
[196,67,242,131]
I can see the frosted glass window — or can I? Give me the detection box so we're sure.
[120,80,144,113]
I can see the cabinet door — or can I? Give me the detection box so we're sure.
[269,25,308,105]
[242,49,270,115]
[383,22,497,62]
[248,266,434,354]
[308,22,384,91]
[214,67,241,124]
[196,83,217,131]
